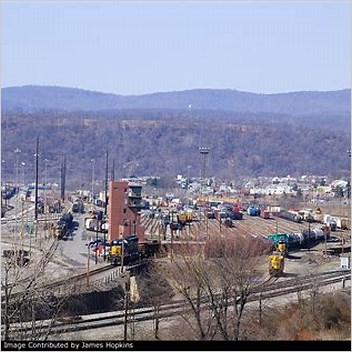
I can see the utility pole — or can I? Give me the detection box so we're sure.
[324,227,328,259]
[34,137,39,246]
[87,245,90,287]
[123,272,130,341]
[34,137,39,221]
[95,217,99,265]
[14,149,21,244]
[111,159,115,182]
[259,293,262,326]
[121,239,126,273]
[34,138,39,215]
[104,150,109,217]
[14,148,21,191]
[339,193,344,255]
[60,156,66,202]
[308,221,311,252]
[170,210,174,261]
[91,158,95,204]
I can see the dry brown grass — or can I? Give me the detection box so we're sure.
[257,290,351,341]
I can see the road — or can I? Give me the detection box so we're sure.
[57,206,108,269]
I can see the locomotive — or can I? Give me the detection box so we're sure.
[109,235,139,266]
[269,252,285,276]
[247,205,260,216]
[53,212,73,239]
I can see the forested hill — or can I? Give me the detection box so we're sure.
[2,85,350,116]
[1,111,350,187]
[2,86,350,185]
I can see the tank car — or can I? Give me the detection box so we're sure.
[279,210,303,223]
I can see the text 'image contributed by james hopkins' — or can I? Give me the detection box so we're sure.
[2,341,135,351]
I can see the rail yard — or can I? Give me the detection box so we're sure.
[1,176,351,342]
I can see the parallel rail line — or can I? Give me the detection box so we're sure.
[8,270,350,336]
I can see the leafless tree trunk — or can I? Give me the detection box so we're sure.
[159,234,269,340]
[1,239,73,341]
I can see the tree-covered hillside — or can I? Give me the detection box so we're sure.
[1,110,350,189]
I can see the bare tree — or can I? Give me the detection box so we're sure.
[1,240,72,341]
[138,262,174,339]
[158,235,269,340]
[205,235,267,340]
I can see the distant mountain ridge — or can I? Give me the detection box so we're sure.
[2,85,350,115]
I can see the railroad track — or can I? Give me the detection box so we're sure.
[5,259,149,303]
[180,210,324,240]
[5,262,118,301]
[8,269,350,336]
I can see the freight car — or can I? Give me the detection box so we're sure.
[2,187,17,200]
[260,210,270,219]
[72,201,84,213]
[298,209,314,222]
[267,233,301,252]
[247,205,260,216]
[267,226,330,252]
[312,210,324,223]
[214,209,242,222]
[177,212,188,226]
[279,210,303,223]
[323,215,337,231]
[300,227,330,248]
[206,209,216,219]
[138,240,161,259]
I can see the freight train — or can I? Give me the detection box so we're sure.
[278,208,341,232]
[267,226,330,252]
[108,235,160,265]
[53,212,74,240]
[109,235,140,265]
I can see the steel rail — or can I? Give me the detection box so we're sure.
[8,270,350,336]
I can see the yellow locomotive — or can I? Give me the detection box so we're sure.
[269,252,285,277]
[276,240,287,256]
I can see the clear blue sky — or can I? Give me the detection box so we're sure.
[1,1,351,95]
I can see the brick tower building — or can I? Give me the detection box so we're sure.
[108,180,145,242]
